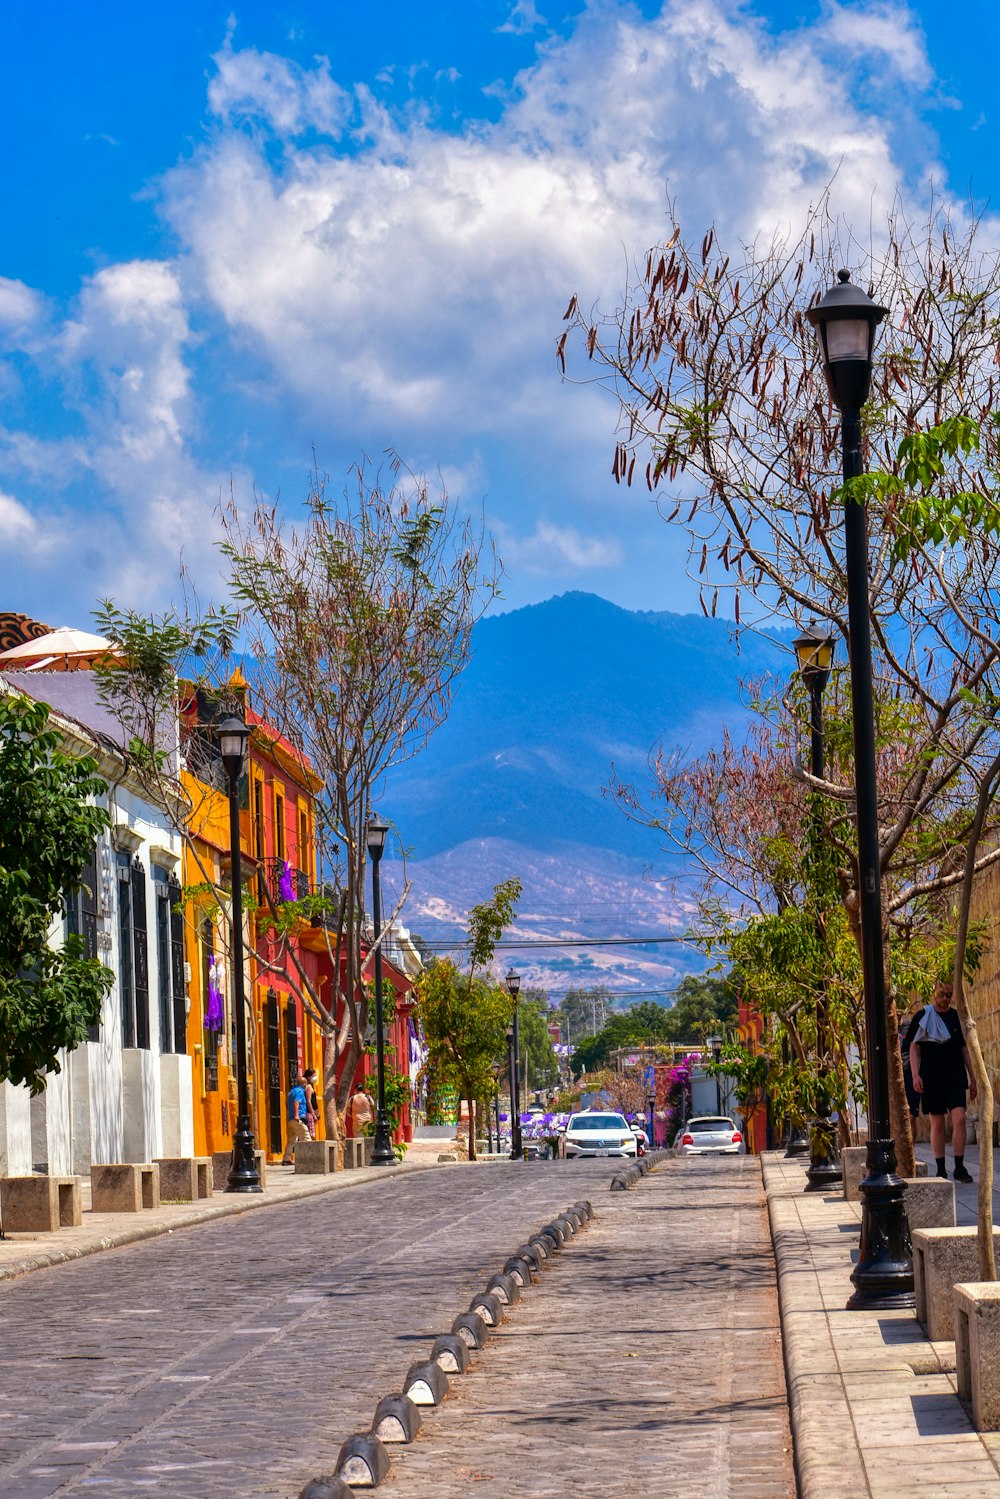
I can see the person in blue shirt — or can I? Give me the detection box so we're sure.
[281,1075,310,1164]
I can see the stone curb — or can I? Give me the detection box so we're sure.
[609,1148,670,1190]
[0,1158,445,1285]
[761,1153,869,1499]
[299,1197,593,1497]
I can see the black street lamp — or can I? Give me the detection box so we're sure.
[506,968,523,1160]
[707,1035,723,1115]
[217,714,261,1194]
[794,622,843,1194]
[807,270,912,1308]
[505,1024,517,1156]
[365,812,396,1167]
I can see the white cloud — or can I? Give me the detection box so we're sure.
[497,1,547,36]
[501,520,624,573]
[208,31,348,137]
[0,276,46,339]
[0,489,41,544]
[820,2,932,88]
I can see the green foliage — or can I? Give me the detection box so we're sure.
[661,973,738,1042]
[416,961,512,1106]
[468,878,522,974]
[571,1001,672,1075]
[515,993,559,1092]
[0,694,114,1089]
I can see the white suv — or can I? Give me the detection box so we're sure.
[563,1112,638,1160]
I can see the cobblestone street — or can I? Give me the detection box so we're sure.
[0,1156,793,1498]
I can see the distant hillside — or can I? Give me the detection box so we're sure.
[380,593,787,1001]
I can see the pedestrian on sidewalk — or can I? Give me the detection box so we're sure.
[282,1074,311,1164]
[304,1068,320,1139]
[907,981,977,1184]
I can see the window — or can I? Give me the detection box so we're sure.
[201,915,219,1092]
[118,853,149,1049]
[274,789,286,861]
[153,867,186,1054]
[66,841,100,1040]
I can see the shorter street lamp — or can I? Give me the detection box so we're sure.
[505,1025,518,1157]
[794,622,843,1194]
[366,812,396,1167]
[506,968,523,1160]
[707,1035,723,1115]
[217,714,261,1194]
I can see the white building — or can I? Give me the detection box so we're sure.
[0,671,194,1176]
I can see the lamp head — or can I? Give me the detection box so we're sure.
[366,811,389,861]
[793,620,836,690]
[805,270,887,412]
[505,967,521,997]
[216,714,250,780]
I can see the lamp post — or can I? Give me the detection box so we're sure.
[365,812,396,1167]
[217,714,261,1194]
[794,622,843,1194]
[707,1035,723,1115]
[505,1024,517,1157]
[807,270,912,1308]
[506,968,523,1160]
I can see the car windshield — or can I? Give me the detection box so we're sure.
[688,1118,736,1132]
[569,1114,628,1131]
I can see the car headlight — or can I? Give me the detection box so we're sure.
[620,1137,632,1147]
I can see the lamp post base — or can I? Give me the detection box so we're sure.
[784,1121,810,1158]
[804,1116,843,1192]
[372,1109,396,1166]
[226,1116,262,1193]
[847,1138,914,1309]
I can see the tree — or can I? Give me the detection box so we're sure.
[221,459,500,1131]
[571,1002,672,1076]
[662,974,738,1042]
[515,992,560,1094]
[0,692,113,1089]
[415,878,522,1160]
[567,199,1000,1178]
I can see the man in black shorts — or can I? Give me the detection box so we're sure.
[906,983,978,1183]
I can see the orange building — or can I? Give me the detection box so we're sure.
[180,677,325,1163]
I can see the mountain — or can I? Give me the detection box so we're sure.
[379,592,787,1002]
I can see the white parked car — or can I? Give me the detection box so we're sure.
[563,1111,638,1160]
[673,1116,745,1156]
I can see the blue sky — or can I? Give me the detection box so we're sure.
[1,0,999,630]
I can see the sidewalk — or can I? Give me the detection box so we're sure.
[0,1153,444,1283]
[763,1151,1000,1499]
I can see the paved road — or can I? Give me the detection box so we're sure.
[1,1156,793,1499]
[0,1163,617,1498]
[389,1155,794,1499]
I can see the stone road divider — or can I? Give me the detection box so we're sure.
[300,1197,592,1498]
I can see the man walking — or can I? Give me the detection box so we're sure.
[281,1074,311,1165]
[907,982,978,1184]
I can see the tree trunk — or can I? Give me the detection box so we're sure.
[467,1094,477,1162]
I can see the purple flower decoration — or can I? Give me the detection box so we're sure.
[278,859,296,902]
[205,955,225,1032]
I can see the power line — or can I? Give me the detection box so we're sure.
[418,934,695,951]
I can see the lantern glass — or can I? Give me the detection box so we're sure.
[825,318,871,363]
[506,968,521,996]
[216,715,250,770]
[366,813,388,858]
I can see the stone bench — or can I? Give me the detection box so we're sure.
[0,1175,82,1232]
[294,1140,340,1174]
[155,1157,213,1202]
[913,1225,1000,1341]
[903,1176,955,1232]
[842,1146,927,1201]
[91,1163,159,1214]
[211,1149,267,1191]
[955,1281,1000,1430]
[343,1137,374,1170]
